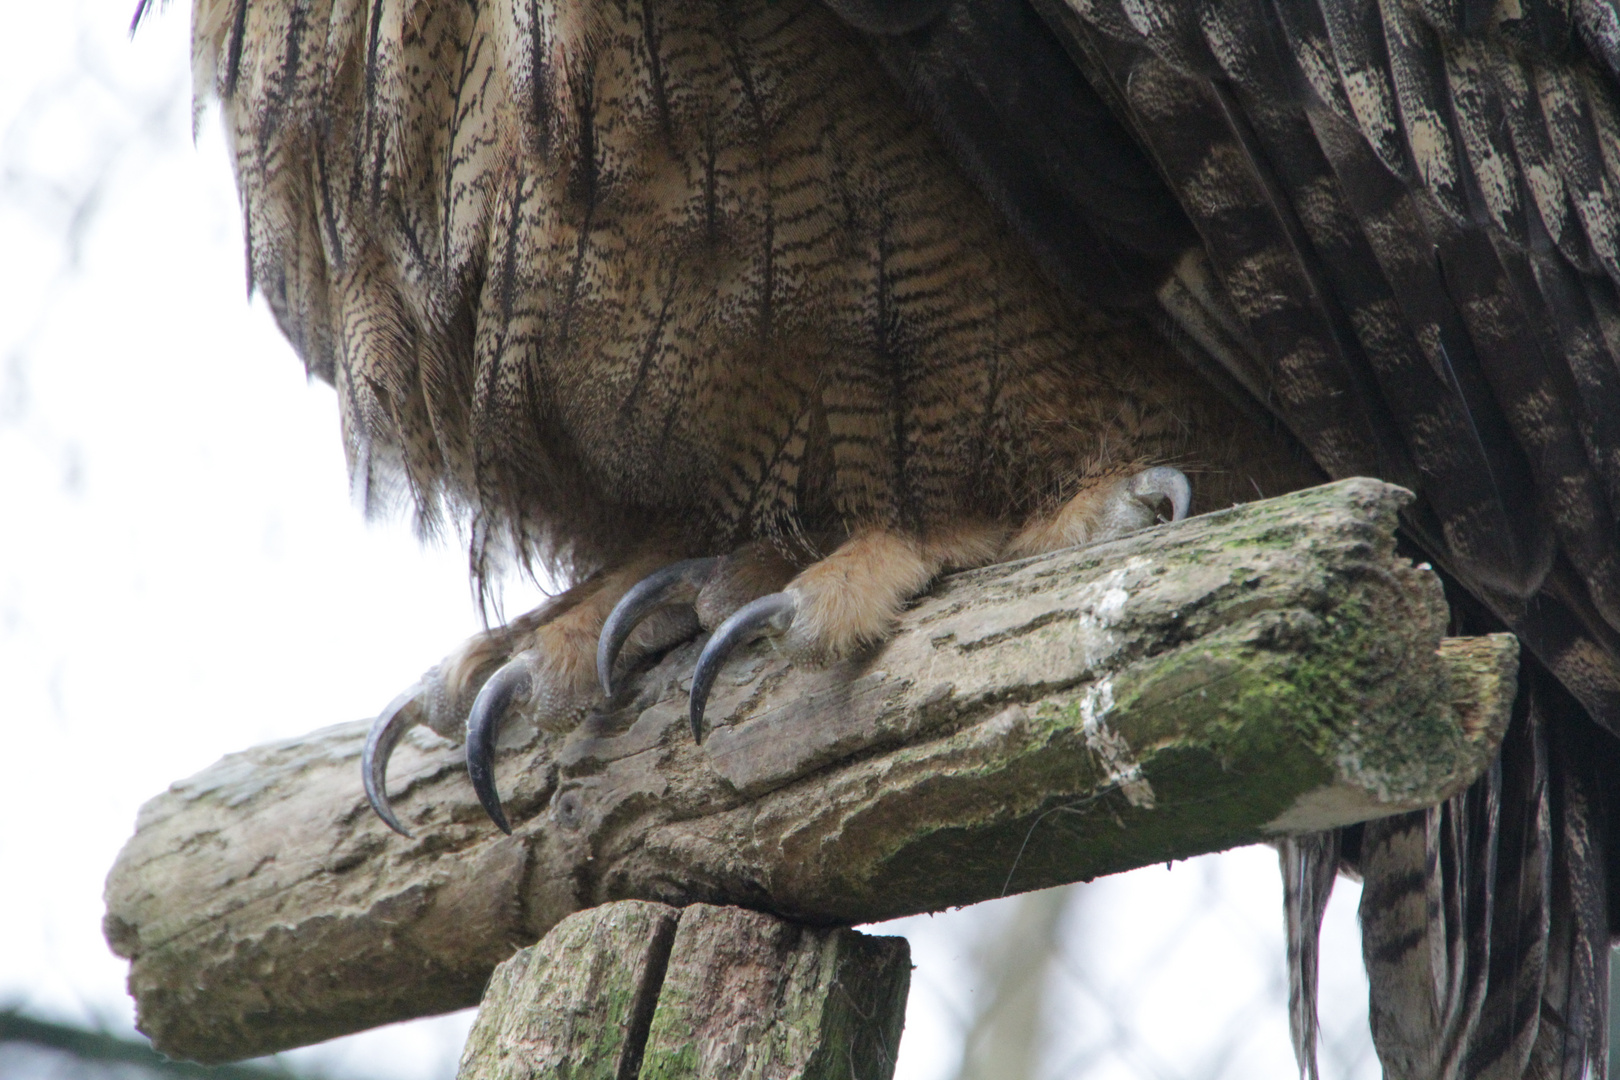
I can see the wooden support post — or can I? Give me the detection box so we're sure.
[456,901,909,1080]
[455,901,678,1080]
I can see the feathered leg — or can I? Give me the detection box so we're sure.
[649,466,1191,741]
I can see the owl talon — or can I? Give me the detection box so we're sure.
[465,654,534,834]
[597,557,720,696]
[362,681,428,837]
[689,591,798,743]
[1128,466,1191,523]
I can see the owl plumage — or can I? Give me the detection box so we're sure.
[195,0,1311,815]
[161,0,1620,1074]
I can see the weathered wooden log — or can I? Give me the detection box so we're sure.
[456,901,909,1080]
[103,479,1518,1063]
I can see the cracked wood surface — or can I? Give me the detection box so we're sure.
[103,478,1519,1062]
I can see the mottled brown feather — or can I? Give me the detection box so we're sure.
[202,0,1308,596]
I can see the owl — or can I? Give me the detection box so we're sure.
[185,0,1311,825]
[166,0,1620,1074]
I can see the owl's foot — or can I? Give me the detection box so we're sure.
[1005,465,1190,558]
[672,466,1190,739]
[362,551,690,836]
[595,544,800,697]
[371,466,1191,834]
[685,524,1016,738]
[599,526,1004,742]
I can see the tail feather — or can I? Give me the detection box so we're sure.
[1523,686,1610,1080]
[1359,802,1485,1080]
[1464,697,1550,1080]
[1281,830,1340,1080]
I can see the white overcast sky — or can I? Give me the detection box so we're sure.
[0,3,1376,1079]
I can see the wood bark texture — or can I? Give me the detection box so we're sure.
[635,904,909,1080]
[455,900,679,1080]
[459,901,909,1080]
[103,478,1518,1062]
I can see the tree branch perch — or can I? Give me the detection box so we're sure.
[103,479,1517,1063]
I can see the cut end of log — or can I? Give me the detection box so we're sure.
[1261,633,1520,835]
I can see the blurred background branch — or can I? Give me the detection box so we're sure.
[1,1008,307,1079]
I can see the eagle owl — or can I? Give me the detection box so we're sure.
[193,0,1313,829]
[168,0,1620,1073]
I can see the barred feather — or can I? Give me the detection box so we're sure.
[849,1,1620,1077]
[200,0,1313,596]
[188,0,1620,1076]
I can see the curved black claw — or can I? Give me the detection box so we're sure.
[465,655,534,835]
[1129,466,1192,523]
[362,682,426,837]
[597,557,719,697]
[688,591,797,744]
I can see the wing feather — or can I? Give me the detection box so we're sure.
[837,2,1620,1076]
[1487,49,1599,274]
[1303,101,1556,595]
[1579,0,1620,78]
[1380,0,1471,223]
[1317,0,1416,184]
[1013,0,1620,720]
[1538,60,1620,282]
[1062,22,1396,479]
[1443,39,1528,244]
[1280,831,1341,1080]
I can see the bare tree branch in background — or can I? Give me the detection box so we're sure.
[1,12,188,437]
[0,1009,316,1080]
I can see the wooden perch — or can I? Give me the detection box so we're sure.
[103,478,1518,1063]
[455,900,909,1080]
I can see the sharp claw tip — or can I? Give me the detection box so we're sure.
[597,557,721,705]
[684,591,797,748]
[1131,466,1191,524]
[465,656,532,835]
[363,686,425,838]
[596,637,618,699]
